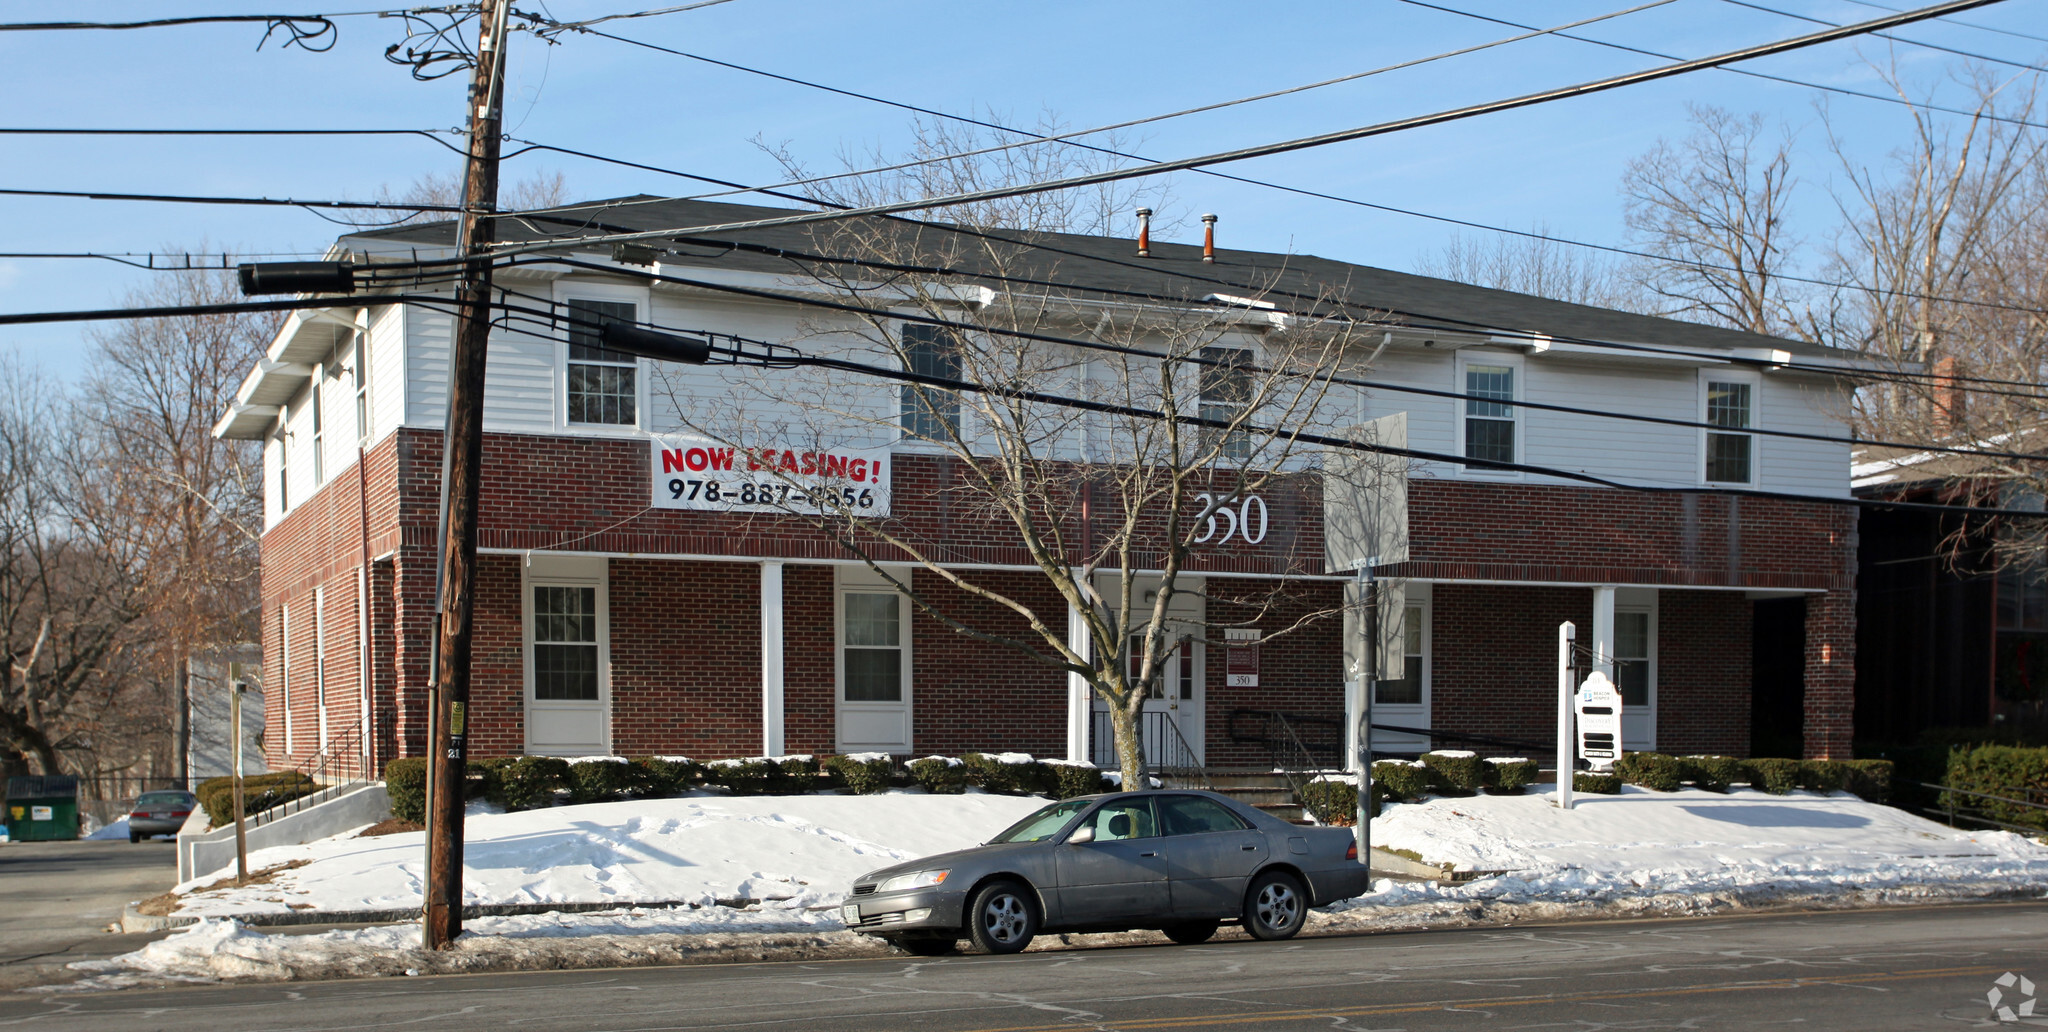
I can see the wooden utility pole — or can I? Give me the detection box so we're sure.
[423,0,511,951]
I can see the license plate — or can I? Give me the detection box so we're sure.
[840,904,860,925]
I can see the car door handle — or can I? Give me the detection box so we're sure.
[1140,851,1158,857]
[1240,844,1259,851]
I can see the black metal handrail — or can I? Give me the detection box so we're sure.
[249,717,370,829]
[1227,707,1557,762]
[1915,779,2048,835]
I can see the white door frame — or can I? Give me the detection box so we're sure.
[1372,582,1432,753]
[1092,574,1205,767]
[523,553,612,756]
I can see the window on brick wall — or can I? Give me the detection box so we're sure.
[1615,610,1652,707]
[280,603,293,753]
[314,586,328,746]
[566,298,639,426]
[1131,633,1195,700]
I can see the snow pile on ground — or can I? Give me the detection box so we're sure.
[82,817,131,841]
[56,783,2048,990]
[167,792,1044,918]
[1315,783,2048,931]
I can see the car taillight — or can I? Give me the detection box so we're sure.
[169,810,190,818]
[1345,840,1359,861]
[130,812,146,820]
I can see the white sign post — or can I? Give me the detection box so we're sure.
[1575,670,1625,772]
[1555,621,1575,811]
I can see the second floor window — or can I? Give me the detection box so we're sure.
[1463,362,1516,466]
[1199,347,1254,461]
[1704,378,1754,483]
[567,299,638,426]
[900,324,962,440]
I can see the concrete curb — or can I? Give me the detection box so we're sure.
[121,897,782,934]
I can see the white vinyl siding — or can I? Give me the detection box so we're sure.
[368,304,407,446]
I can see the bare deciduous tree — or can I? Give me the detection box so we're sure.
[1416,227,1641,310]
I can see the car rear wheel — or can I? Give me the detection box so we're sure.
[1162,920,1218,945]
[1243,870,1307,941]
[896,936,957,956]
[129,831,141,843]
[966,879,1038,955]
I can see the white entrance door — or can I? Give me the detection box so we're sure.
[1092,577,1204,769]
[1371,594,1431,754]
[524,554,610,756]
[1615,591,1658,751]
[836,565,912,753]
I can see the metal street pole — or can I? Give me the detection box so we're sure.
[423,0,511,951]
[229,663,248,886]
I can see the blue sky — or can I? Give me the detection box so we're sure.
[1,0,2041,381]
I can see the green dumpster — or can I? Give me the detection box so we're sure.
[5,775,81,842]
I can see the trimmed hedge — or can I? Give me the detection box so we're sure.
[1797,759,1852,794]
[1743,757,1801,795]
[1683,755,1742,793]
[823,754,894,795]
[1044,761,1110,799]
[1372,759,1432,802]
[1299,779,1363,824]
[1574,771,1623,794]
[1614,751,1686,792]
[707,755,818,796]
[195,771,320,828]
[1945,745,2048,832]
[1485,757,1539,794]
[961,753,1044,795]
[907,756,966,794]
[1843,758,1893,804]
[566,757,635,803]
[385,757,429,823]
[633,756,703,796]
[491,756,571,810]
[1420,751,1485,794]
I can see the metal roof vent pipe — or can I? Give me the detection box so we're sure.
[1201,213,1218,262]
[1135,208,1153,257]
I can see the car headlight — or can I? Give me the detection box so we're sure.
[877,869,950,893]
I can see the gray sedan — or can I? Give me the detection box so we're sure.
[842,789,1369,955]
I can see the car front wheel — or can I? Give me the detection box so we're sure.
[1243,870,1307,941]
[966,879,1038,954]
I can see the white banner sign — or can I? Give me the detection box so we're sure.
[650,437,891,516]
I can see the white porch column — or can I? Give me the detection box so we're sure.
[1066,600,1092,763]
[760,561,785,756]
[1591,584,1617,680]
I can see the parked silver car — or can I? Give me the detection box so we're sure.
[126,790,197,842]
[843,789,1368,955]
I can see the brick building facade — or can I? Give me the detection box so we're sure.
[223,197,1867,776]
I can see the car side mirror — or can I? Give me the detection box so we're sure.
[1066,825,1095,845]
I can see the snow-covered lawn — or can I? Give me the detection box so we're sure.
[166,792,1045,918]
[56,783,2048,990]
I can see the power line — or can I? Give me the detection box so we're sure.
[0,251,335,270]
[605,0,1684,203]
[1720,0,2048,74]
[0,186,464,213]
[487,0,2014,259]
[1394,0,2047,130]
[1837,0,2048,43]
[0,125,468,154]
[0,293,446,326]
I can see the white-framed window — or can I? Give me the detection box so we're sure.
[1456,353,1520,471]
[566,298,640,426]
[1701,372,1758,485]
[1375,603,1426,706]
[310,364,326,486]
[1615,609,1654,709]
[314,586,328,747]
[273,423,290,515]
[353,330,371,450]
[532,584,602,701]
[900,323,962,441]
[1131,633,1196,700]
[1198,346,1255,461]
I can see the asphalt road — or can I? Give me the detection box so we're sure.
[0,838,181,991]
[4,900,2043,1030]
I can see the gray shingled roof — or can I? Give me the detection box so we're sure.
[349,195,1844,360]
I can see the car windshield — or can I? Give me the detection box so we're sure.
[987,798,1092,843]
[136,792,189,807]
